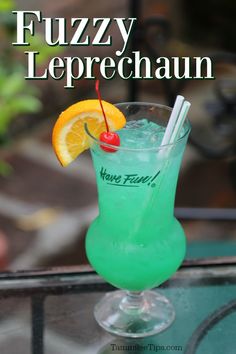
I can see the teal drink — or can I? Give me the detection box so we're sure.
[85,103,190,337]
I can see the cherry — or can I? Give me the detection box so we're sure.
[100,131,120,152]
[95,79,120,153]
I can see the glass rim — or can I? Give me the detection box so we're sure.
[85,101,191,152]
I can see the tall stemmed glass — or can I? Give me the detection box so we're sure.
[85,102,191,337]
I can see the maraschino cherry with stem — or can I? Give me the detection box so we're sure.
[95,79,120,152]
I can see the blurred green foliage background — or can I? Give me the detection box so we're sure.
[0,0,62,175]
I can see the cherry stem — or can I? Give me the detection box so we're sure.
[95,79,109,132]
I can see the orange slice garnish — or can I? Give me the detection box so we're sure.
[52,99,126,166]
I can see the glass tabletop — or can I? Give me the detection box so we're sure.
[0,258,235,354]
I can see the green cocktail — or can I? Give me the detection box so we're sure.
[85,102,190,337]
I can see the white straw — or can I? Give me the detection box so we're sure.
[161,95,184,146]
[169,100,191,144]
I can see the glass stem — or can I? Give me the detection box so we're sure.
[119,291,145,314]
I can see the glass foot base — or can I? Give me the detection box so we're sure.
[94,290,175,338]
